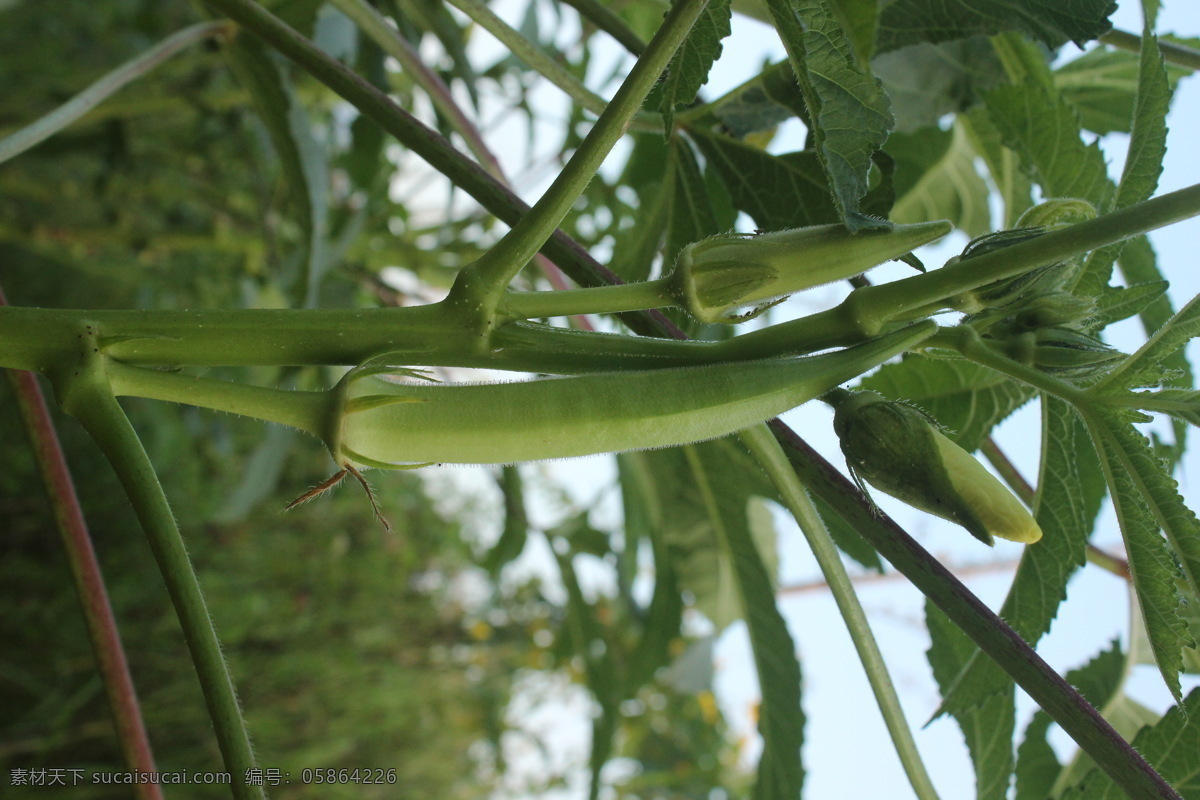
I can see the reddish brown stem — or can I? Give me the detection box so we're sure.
[1,285,162,800]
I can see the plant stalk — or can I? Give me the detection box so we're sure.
[50,345,262,800]
[739,424,942,800]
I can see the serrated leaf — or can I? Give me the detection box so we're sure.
[926,600,1014,800]
[859,354,1035,451]
[660,0,732,133]
[1134,390,1200,428]
[677,444,803,800]
[623,440,804,798]
[959,106,1034,227]
[690,128,839,229]
[666,137,723,270]
[937,399,1099,722]
[710,60,809,139]
[1015,711,1060,800]
[1091,279,1169,328]
[1078,21,1175,297]
[876,0,1116,55]
[617,453,686,688]
[1059,689,1200,799]
[1100,293,1200,393]
[872,38,1007,134]
[761,0,894,229]
[887,121,991,236]
[983,82,1114,208]
[1054,45,1189,136]
[1085,408,1194,700]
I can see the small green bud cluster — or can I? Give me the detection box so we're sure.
[951,200,1122,379]
[832,390,1042,546]
[667,220,951,323]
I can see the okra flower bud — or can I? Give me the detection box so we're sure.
[667,220,951,323]
[832,391,1042,545]
[327,323,934,468]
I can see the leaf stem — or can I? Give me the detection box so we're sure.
[1101,29,1200,72]
[924,326,1088,404]
[50,345,262,800]
[442,0,619,122]
[558,0,647,56]
[447,0,711,319]
[739,424,942,800]
[0,21,232,165]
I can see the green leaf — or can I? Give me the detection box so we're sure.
[937,399,1102,721]
[665,138,723,272]
[859,354,1035,452]
[660,0,732,133]
[225,38,331,308]
[872,38,1006,134]
[830,0,879,63]
[925,599,1014,800]
[876,0,1117,55]
[690,128,839,229]
[1091,279,1169,328]
[761,0,894,229]
[1014,711,1060,800]
[887,121,992,237]
[1085,408,1195,700]
[708,60,809,138]
[1133,390,1200,428]
[617,452,687,689]
[959,105,1034,227]
[982,81,1115,209]
[1054,45,1190,136]
[1100,293,1200,392]
[1060,688,1200,799]
[482,465,529,574]
[624,440,803,798]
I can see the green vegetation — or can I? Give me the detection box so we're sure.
[2,0,1200,798]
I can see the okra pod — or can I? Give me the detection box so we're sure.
[330,322,935,467]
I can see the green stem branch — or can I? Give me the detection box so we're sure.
[739,424,942,800]
[50,346,262,800]
[449,0,709,319]
[1102,28,1200,72]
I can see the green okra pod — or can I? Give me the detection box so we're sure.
[330,322,936,467]
[667,220,952,323]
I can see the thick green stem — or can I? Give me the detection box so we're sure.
[767,420,1182,800]
[448,0,710,318]
[50,343,262,800]
[739,424,942,800]
[500,279,674,319]
[838,182,1200,336]
[0,21,231,165]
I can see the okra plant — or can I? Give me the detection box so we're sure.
[3,0,1200,798]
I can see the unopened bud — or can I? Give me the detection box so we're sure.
[832,391,1042,545]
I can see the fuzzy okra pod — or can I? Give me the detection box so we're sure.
[329,323,935,468]
[832,390,1042,545]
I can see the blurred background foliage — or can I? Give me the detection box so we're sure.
[0,0,741,796]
